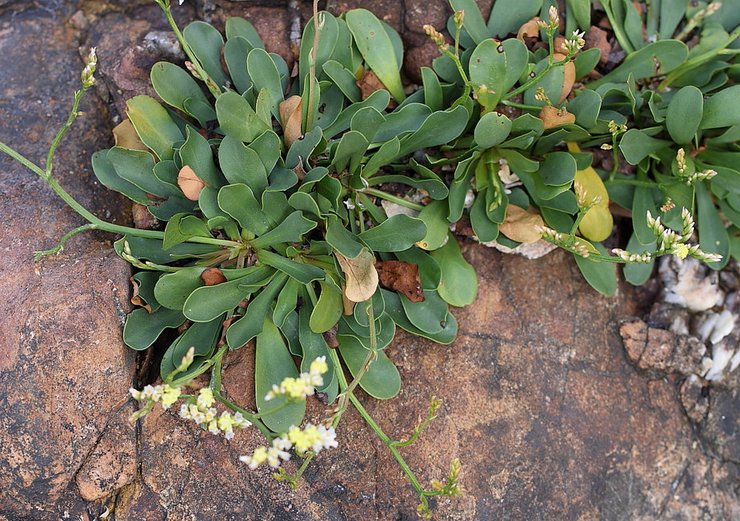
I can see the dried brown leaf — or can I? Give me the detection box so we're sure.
[177,165,206,201]
[201,267,227,286]
[499,205,545,244]
[552,53,576,102]
[539,105,576,130]
[130,276,152,313]
[279,95,303,148]
[356,70,395,108]
[585,26,611,65]
[113,119,149,151]
[517,18,542,40]
[336,249,378,303]
[376,260,425,303]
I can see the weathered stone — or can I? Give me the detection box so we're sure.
[680,375,709,423]
[620,318,705,375]
[403,39,441,84]
[405,0,449,33]
[0,8,136,519]
[329,0,403,31]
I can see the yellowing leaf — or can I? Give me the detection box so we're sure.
[567,142,613,242]
[499,205,545,244]
[579,205,614,242]
[177,165,206,201]
[539,105,576,129]
[336,249,378,303]
[517,18,542,40]
[279,95,303,148]
[113,119,149,151]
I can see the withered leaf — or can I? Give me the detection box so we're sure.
[113,119,149,152]
[279,95,303,148]
[177,165,206,201]
[356,70,395,108]
[376,260,424,303]
[539,105,576,130]
[585,26,611,65]
[517,18,542,40]
[130,276,153,313]
[201,267,227,286]
[336,249,378,303]
[552,53,576,103]
[499,205,545,244]
[323,325,340,348]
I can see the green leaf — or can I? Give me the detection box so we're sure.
[106,147,177,199]
[183,21,228,88]
[398,105,469,158]
[430,234,477,307]
[154,268,205,310]
[659,0,690,40]
[469,38,528,111]
[346,9,405,101]
[574,244,617,296]
[400,289,449,334]
[299,305,335,378]
[450,0,490,43]
[126,96,183,161]
[697,182,730,270]
[474,112,512,149]
[251,211,318,249]
[218,135,268,193]
[567,90,602,129]
[359,215,427,252]
[310,280,344,333]
[160,318,222,380]
[227,273,289,348]
[224,37,254,94]
[323,60,361,102]
[333,130,369,174]
[362,138,400,178]
[623,234,656,286]
[225,17,264,48]
[325,215,365,258]
[150,62,215,126]
[488,0,543,37]
[322,90,391,139]
[337,335,401,399]
[381,289,458,344]
[539,152,577,187]
[123,307,186,350]
[218,183,271,235]
[247,48,284,118]
[255,318,306,432]
[182,278,249,323]
[273,278,300,327]
[416,200,451,250]
[619,129,672,165]
[257,250,325,284]
[215,91,271,143]
[162,213,211,250]
[299,11,340,89]
[179,127,223,187]
[421,67,443,111]
[588,40,689,87]
[666,86,703,144]
[566,0,590,31]
[91,150,150,204]
[631,185,658,245]
[700,85,740,129]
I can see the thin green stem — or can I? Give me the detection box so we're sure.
[46,88,86,177]
[34,223,97,260]
[604,178,657,189]
[361,188,424,211]
[503,57,570,100]
[500,100,541,111]
[215,394,274,439]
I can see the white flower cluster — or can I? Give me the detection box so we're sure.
[264,356,328,401]
[81,47,97,88]
[130,383,181,409]
[179,388,251,439]
[562,30,586,54]
[239,423,338,469]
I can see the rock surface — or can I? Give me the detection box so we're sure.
[0,1,737,521]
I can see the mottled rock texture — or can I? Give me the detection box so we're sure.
[0,1,737,520]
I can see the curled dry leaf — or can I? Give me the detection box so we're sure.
[539,105,576,129]
[517,18,542,40]
[201,267,227,286]
[499,204,545,244]
[552,53,575,103]
[376,260,425,303]
[177,165,206,201]
[279,95,303,148]
[130,276,153,313]
[113,119,149,152]
[336,249,379,303]
[323,325,340,348]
